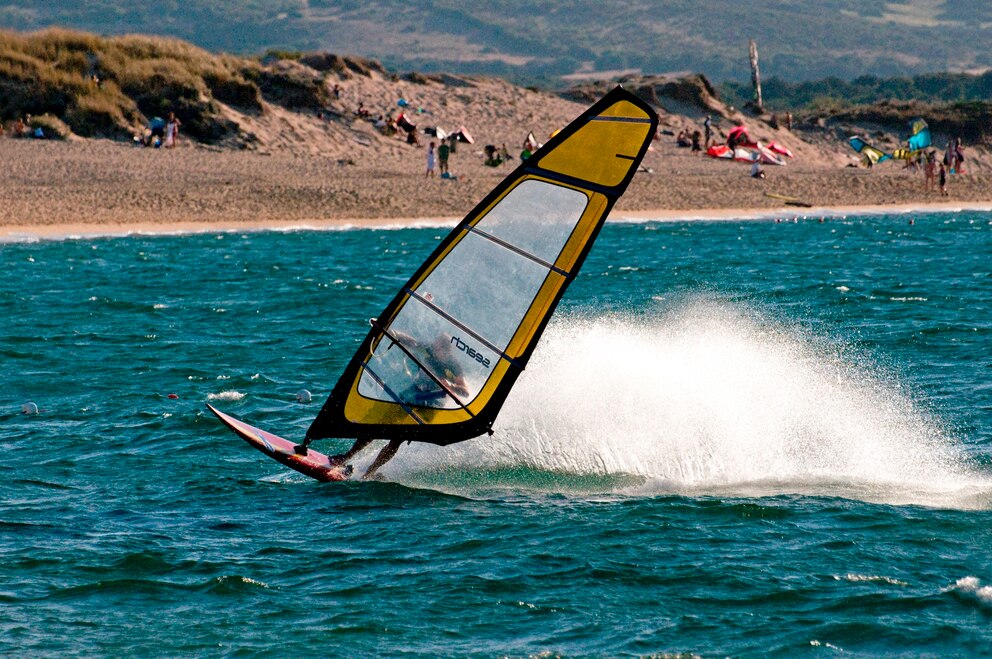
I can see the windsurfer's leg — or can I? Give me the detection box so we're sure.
[328,438,373,465]
[362,439,402,480]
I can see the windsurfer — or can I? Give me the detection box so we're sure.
[399,331,470,402]
[295,330,469,479]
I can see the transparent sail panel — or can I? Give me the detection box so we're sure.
[416,231,551,349]
[356,181,586,411]
[358,301,498,410]
[476,180,589,264]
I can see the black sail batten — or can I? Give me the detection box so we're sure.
[465,225,571,277]
[357,360,428,425]
[369,319,474,415]
[405,288,522,370]
[306,86,658,446]
[517,164,618,198]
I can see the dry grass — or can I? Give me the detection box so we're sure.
[0,28,329,142]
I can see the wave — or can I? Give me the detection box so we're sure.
[206,390,246,402]
[383,303,992,508]
[946,576,992,609]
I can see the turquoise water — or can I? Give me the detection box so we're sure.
[3,212,992,656]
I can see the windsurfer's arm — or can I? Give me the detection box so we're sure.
[386,330,416,349]
[443,373,469,398]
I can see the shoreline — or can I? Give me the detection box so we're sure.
[4,202,992,242]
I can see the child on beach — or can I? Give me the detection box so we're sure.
[164,112,181,148]
[426,141,436,177]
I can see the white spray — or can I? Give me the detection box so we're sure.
[385,302,990,508]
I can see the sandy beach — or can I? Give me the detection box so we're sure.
[3,73,991,240]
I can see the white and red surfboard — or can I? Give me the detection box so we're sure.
[207,404,351,482]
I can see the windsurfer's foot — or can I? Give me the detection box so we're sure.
[293,442,309,455]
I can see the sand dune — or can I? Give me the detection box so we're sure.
[2,74,990,238]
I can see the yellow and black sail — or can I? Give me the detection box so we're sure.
[306,86,658,446]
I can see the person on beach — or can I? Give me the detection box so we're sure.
[426,141,436,177]
[924,151,937,191]
[164,112,181,148]
[296,331,468,480]
[939,162,948,196]
[438,139,450,175]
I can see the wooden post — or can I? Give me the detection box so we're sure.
[749,39,763,114]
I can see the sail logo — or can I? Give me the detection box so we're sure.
[451,336,491,369]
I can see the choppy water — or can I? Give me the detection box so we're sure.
[3,211,992,656]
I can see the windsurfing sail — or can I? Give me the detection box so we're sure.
[907,118,931,152]
[451,127,474,144]
[892,118,932,160]
[766,141,794,158]
[727,125,750,144]
[301,87,657,447]
[849,136,890,167]
[706,143,786,166]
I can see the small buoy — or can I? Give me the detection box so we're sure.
[21,402,39,415]
[296,389,312,404]
[167,393,179,400]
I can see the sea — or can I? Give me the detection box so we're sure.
[2,210,991,657]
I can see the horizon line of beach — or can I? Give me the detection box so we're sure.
[3,202,991,243]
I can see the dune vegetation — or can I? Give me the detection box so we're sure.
[2,27,990,150]
[0,28,334,142]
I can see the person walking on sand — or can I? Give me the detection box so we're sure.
[426,141,436,177]
[939,162,948,196]
[924,151,936,191]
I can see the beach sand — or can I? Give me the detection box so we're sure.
[2,75,990,240]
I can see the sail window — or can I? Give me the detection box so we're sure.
[356,180,587,410]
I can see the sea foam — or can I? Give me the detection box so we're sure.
[392,302,992,508]
[206,391,246,402]
[947,576,992,608]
